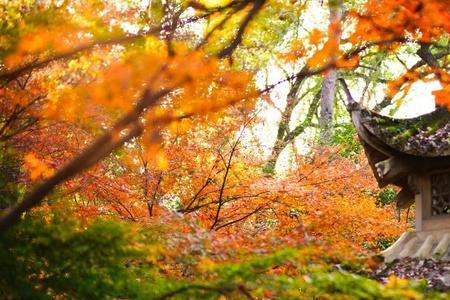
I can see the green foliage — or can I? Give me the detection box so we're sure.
[153,250,297,299]
[376,189,397,206]
[163,258,443,300]
[0,212,144,299]
[331,123,362,159]
[299,269,436,300]
[261,164,275,174]
[375,237,397,251]
[0,212,447,299]
[0,146,24,209]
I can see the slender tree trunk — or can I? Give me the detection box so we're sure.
[265,88,321,172]
[266,139,290,172]
[265,74,305,171]
[320,71,337,142]
[319,0,342,143]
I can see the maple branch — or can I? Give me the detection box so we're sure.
[0,88,171,232]
[417,43,440,68]
[195,1,248,50]
[182,155,222,212]
[210,116,255,230]
[0,94,44,140]
[297,169,363,188]
[210,139,239,230]
[343,37,407,60]
[0,2,245,83]
[261,38,408,95]
[162,2,185,57]
[148,173,163,217]
[1,36,148,83]
[413,46,450,70]
[183,190,270,214]
[137,138,163,217]
[183,177,212,212]
[94,178,138,221]
[214,205,266,231]
[371,47,450,111]
[110,197,137,222]
[217,0,266,58]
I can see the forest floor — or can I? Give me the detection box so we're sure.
[372,258,450,292]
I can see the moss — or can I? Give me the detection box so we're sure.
[395,128,416,141]
[369,108,450,143]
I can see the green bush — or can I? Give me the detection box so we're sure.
[0,212,145,299]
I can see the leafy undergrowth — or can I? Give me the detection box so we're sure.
[1,147,431,299]
[0,211,447,300]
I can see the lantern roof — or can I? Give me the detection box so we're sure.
[359,108,450,157]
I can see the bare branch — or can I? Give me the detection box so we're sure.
[217,0,266,58]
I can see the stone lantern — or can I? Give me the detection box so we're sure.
[349,101,450,262]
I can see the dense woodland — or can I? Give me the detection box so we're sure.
[0,0,449,299]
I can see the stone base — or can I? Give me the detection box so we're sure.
[382,229,450,262]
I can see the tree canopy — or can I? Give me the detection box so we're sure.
[0,0,449,298]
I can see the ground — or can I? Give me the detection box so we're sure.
[373,258,450,292]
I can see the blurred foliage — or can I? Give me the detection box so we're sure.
[331,123,362,159]
[0,212,145,299]
[374,237,398,251]
[376,189,397,207]
[0,211,445,300]
[0,145,23,209]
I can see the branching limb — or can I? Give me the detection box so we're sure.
[196,1,249,50]
[217,0,266,58]
[0,3,244,83]
[417,43,440,68]
[0,88,171,232]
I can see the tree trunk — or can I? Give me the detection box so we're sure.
[265,87,321,172]
[319,0,342,143]
[265,74,305,171]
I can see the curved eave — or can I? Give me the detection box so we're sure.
[359,108,450,157]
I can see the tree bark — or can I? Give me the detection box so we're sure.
[319,0,342,143]
[265,85,320,172]
[265,74,305,171]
